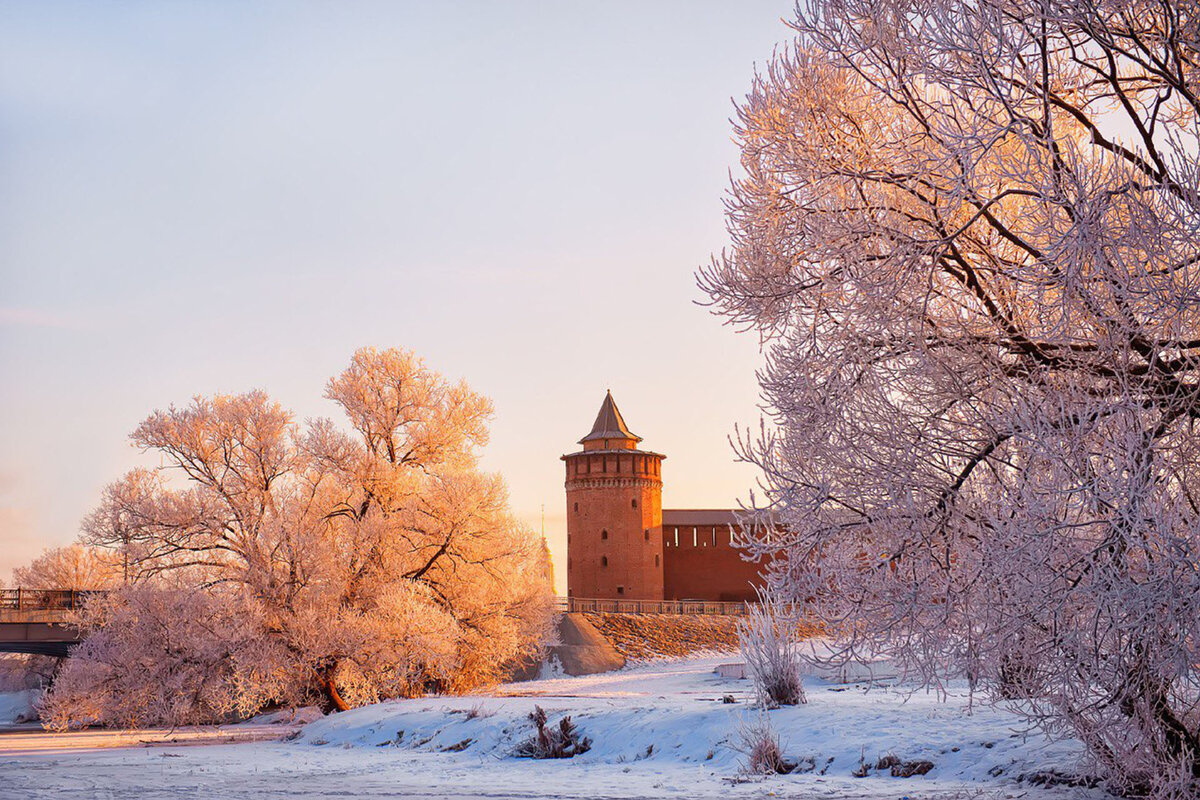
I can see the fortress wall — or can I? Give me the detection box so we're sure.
[661,524,764,602]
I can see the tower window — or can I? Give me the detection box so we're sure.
[617,585,624,595]
[631,498,637,509]
[644,529,649,541]
[655,554,660,567]
[573,502,578,512]
[601,556,608,567]
[601,529,608,540]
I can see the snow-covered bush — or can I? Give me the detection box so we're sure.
[738,588,805,708]
[738,713,793,775]
[39,585,293,730]
[513,705,592,759]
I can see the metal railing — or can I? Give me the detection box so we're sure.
[0,589,100,612]
[558,596,749,616]
[3,589,748,616]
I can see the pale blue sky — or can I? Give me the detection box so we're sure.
[0,1,796,590]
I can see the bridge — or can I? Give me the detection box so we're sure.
[0,590,93,657]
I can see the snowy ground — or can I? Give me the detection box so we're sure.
[0,655,1108,799]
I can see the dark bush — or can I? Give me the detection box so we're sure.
[514,705,591,759]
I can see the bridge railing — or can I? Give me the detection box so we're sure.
[559,597,749,616]
[0,589,99,612]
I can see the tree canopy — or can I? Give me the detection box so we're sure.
[42,347,554,727]
[703,2,1200,796]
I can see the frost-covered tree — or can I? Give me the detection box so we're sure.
[5,545,124,693]
[56,347,554,723]
[702,2,1200,796]
[13,545,123,590]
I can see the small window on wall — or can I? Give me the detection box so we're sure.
[602,556,608,567]
[644,529,649,541]
[655,554,660,567]
[617,586,624,595]
[631,498,638,509]
[601,529,608,540]
[574,502,579,512]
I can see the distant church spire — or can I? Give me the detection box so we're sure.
[579,390,642,445]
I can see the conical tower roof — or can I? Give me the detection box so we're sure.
[579,390,642,444]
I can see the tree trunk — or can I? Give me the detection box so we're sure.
[318,663,350,714]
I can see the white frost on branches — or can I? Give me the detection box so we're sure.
[701,2,1200,797]
[13,544,123,589]
[39,585,293,730]
[41,347,555,727]
[738,587,805,708]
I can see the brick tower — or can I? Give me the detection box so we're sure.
[562,392,665,600]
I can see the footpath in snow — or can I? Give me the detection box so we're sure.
[0,654,1107,799]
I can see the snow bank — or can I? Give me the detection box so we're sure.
[242,706,325,726]
[0,690,38,724]
[296,655,1097,796]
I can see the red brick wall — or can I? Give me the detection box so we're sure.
[661,523,764,602]
[564,449,664,600]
